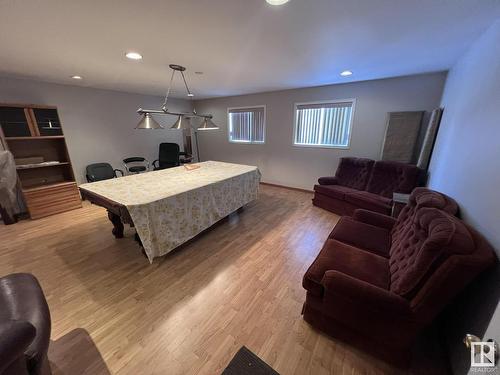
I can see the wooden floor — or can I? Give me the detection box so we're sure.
[0,185,446,375]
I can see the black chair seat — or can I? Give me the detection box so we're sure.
[123,157,149,174]
[129,166,147,173]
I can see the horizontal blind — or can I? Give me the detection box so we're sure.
[295,101,353,147]
[229,107,265,143]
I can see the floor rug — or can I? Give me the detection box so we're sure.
[222,346,280,375]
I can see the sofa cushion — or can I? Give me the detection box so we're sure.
[366,161,421,198]
[329,217,391,257]
[314,184,359,200]
[344,191,392,214]
[389,208,475,297]
[335,157,375,190]
[303,239,390,297]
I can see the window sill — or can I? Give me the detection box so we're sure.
[292,143,350,150]
[229,140,265,145]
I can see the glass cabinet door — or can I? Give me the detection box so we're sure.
[0,107,32,137]
[32,108,63,136]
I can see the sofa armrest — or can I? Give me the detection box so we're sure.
[0,320,36,374]
[318,176,338,185]
[352,209,397,230]
[321,271,411,315]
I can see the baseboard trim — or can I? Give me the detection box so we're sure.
[260,182,313,193]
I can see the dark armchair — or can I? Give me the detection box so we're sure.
[0,273,52,375]
[86,163,124,183]
[152,143,180,170]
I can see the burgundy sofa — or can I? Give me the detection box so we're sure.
[313,157,423,216]
[302,188,496,366]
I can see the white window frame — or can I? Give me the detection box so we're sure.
[227,105,266,144]
[292,98,356,149]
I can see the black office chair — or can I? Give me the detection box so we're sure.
[152,143,180,170]
[86,163,124,182]
[123,157,149,174]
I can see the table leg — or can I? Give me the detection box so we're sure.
[107,211,124,238]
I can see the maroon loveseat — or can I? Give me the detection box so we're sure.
[302,188,495,366]
[313,157,423,216]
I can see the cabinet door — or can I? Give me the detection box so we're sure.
[0,107,33,137]
[32,108,63,136]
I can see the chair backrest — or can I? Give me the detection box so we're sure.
[123,157,147,164]
[365,161,421,198]
[158,143,180,169]
[389,208,484,298]
[86,163,115,182]
[334,157,374,190]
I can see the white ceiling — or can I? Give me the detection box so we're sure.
[1,0,499,99]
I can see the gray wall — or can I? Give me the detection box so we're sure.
[193,72,447,190]
[0,76,192,184]
[428,20,500,375]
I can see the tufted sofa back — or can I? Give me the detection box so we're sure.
[406,187,459,215]
[366,161,421,198]
[391,188,459,246]
[389,208,476,297]
[335,157,374,190]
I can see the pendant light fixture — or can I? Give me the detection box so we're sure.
[197,117,219,130]
[135,64,219,131]
[135,112,164,129]
[171,115,192,130]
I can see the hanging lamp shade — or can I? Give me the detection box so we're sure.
[135,113,164,129]
[171,115,192,130]
[197,117,219,130]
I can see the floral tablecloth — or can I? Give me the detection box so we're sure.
[79,161,261,262]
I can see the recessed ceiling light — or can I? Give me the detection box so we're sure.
[71,75,82,80]
[340,70,353,76]
[187,93,194,97]
[126,52,143,60]
[266,0,289,5]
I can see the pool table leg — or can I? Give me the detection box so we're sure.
[107,211,124,238]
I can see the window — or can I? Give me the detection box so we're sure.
[293,100,355,148]
[228,106,265,144]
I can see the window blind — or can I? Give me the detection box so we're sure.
[294,101,353,147]
[228,107,265,143]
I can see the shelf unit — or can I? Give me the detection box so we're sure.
[0,104,82,219]
[16,162,71,170]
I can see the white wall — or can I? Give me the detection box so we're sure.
[0,76,192,184]
[194,73,446,190]
[428,20,500,375]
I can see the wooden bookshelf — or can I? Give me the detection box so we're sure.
[0,104,82,219]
